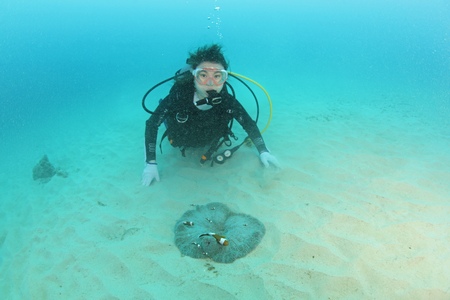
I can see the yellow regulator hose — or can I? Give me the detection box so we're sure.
[228,71,273,134]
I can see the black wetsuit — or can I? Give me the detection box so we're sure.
[144,82,268,163]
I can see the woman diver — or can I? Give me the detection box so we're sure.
[142,44,279,186]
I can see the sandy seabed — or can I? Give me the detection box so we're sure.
[1,88,449,299]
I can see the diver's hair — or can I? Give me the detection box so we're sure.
[175,44,229,85]
[186,44,229,70]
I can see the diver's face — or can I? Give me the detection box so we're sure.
[194,61,227,98]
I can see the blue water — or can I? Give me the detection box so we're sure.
[1,1,448,149]
[1,0,450,298]
[0,0,450,171]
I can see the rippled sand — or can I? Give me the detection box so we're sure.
[1,91,449,299]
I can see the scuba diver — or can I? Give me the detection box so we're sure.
[142,44,279,186]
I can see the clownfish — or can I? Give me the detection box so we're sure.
[199,232,229,246]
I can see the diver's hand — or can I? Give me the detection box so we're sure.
[260,152,280,168]
[142,162,160,186]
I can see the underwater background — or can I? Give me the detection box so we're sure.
[1,0,450,299]
[1,0,449,170]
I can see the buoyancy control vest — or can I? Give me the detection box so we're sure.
[160,82,235,153]
[142,68,272,165]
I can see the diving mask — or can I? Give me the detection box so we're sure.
[192,67,228,86]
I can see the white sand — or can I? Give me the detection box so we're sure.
[1,86,450,299]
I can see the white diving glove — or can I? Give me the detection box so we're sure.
[141,163,160,186]
[259,152,280,168]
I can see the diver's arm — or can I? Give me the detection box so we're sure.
[142,97,170,186]
[232,100,269,154]
[233,99,280,168]
[144,98,170,162]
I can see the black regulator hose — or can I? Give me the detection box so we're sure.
[141,70,191,114]
[228,73,260,124]
[142,71,260,123]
